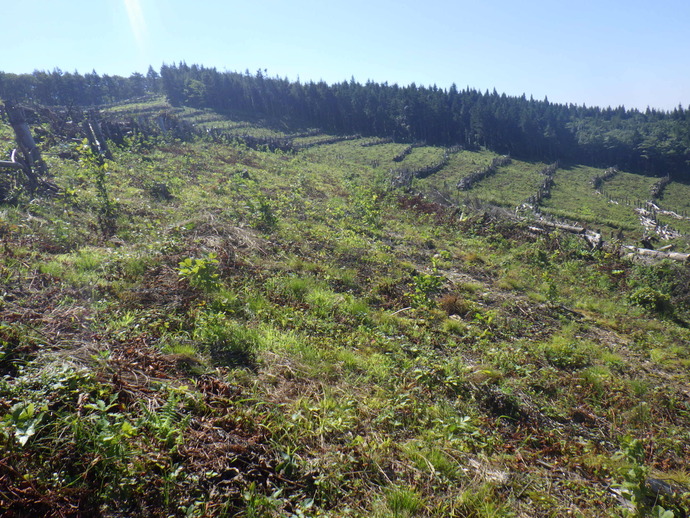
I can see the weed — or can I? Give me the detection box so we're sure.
[442,318,467,335]
[579,366,610,397]
[242,481,281,517]
[0,323,35,376]
[614,437,678,518]
[177,253,221,291]
[208,288,244,314]
[408,272,443,309]
[624,402,653,427]
[251,195,278,231]
[629,286,673,315]
[193,311,257,368]
[340,296,371,320]
[628,379,651,397]
[430,249,452,270]
[350,186,383,228]
[305,286,342,317]
[540,332,598,370]
[269,275,313,302]
[290,390,358,443]
[77,139,118,238]
[138,385,191,450]
[541,271,559,303]
[455,483,512,517]
[383,486,426,518]
[2,401,46,446]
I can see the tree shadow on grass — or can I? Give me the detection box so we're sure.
[207,340,258,371]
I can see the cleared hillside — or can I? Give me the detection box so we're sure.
[0,99,689,517]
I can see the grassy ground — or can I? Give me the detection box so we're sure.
[417,149,497,200]
[660,181,690,215]
[0,103,689,517]
[541,165,645,238]
[453,158,548,209]
[599,172,658,203]
[306,140,416,170]
[655,181,690,237]
[396,146,446,170]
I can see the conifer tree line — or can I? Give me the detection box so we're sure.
[1,63,689,179]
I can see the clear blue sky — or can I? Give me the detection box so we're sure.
[3,0,688,111]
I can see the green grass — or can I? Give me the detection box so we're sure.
[599,170,658,202]
[396,145,446,170]
[306,139,415,169]
[456,158,547,208]
[425,148,496,180]
[659,180,690,214]
[541,164,644,236]
[100,95,169,114]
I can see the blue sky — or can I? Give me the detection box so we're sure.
[3,0,688,111]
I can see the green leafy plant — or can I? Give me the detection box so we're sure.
[193,310,258,367]
[351,186,382,228]
[77,139,118,238]
[138,386,190,450]
[408,272,443,309]
[615,437,676,518]
[629,286,672,315]
[253,196,278,231]
[77,394,137,459]
[542,339,595,370]
[177,253,221,291]
[430,249,452,270]
[0,323,33,375]
[2,401,46,446]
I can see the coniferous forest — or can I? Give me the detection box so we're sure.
[1,63,689,178]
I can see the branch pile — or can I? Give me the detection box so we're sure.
[591,167,618,190]
[390,149,454,189]
[392,145,414,162]
[650,175,671,199]
[525,162,559,209]
[361,137,393,147]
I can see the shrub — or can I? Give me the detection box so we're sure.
[408,272,443,309]
[177,253,221,291]
[542,337,596,370]
[628,287,672,315]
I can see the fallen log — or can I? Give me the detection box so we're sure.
[622,246,690,263]
[537,220,585,234]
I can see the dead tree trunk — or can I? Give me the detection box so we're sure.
[82,112,113,161]
[2,101,48,193]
